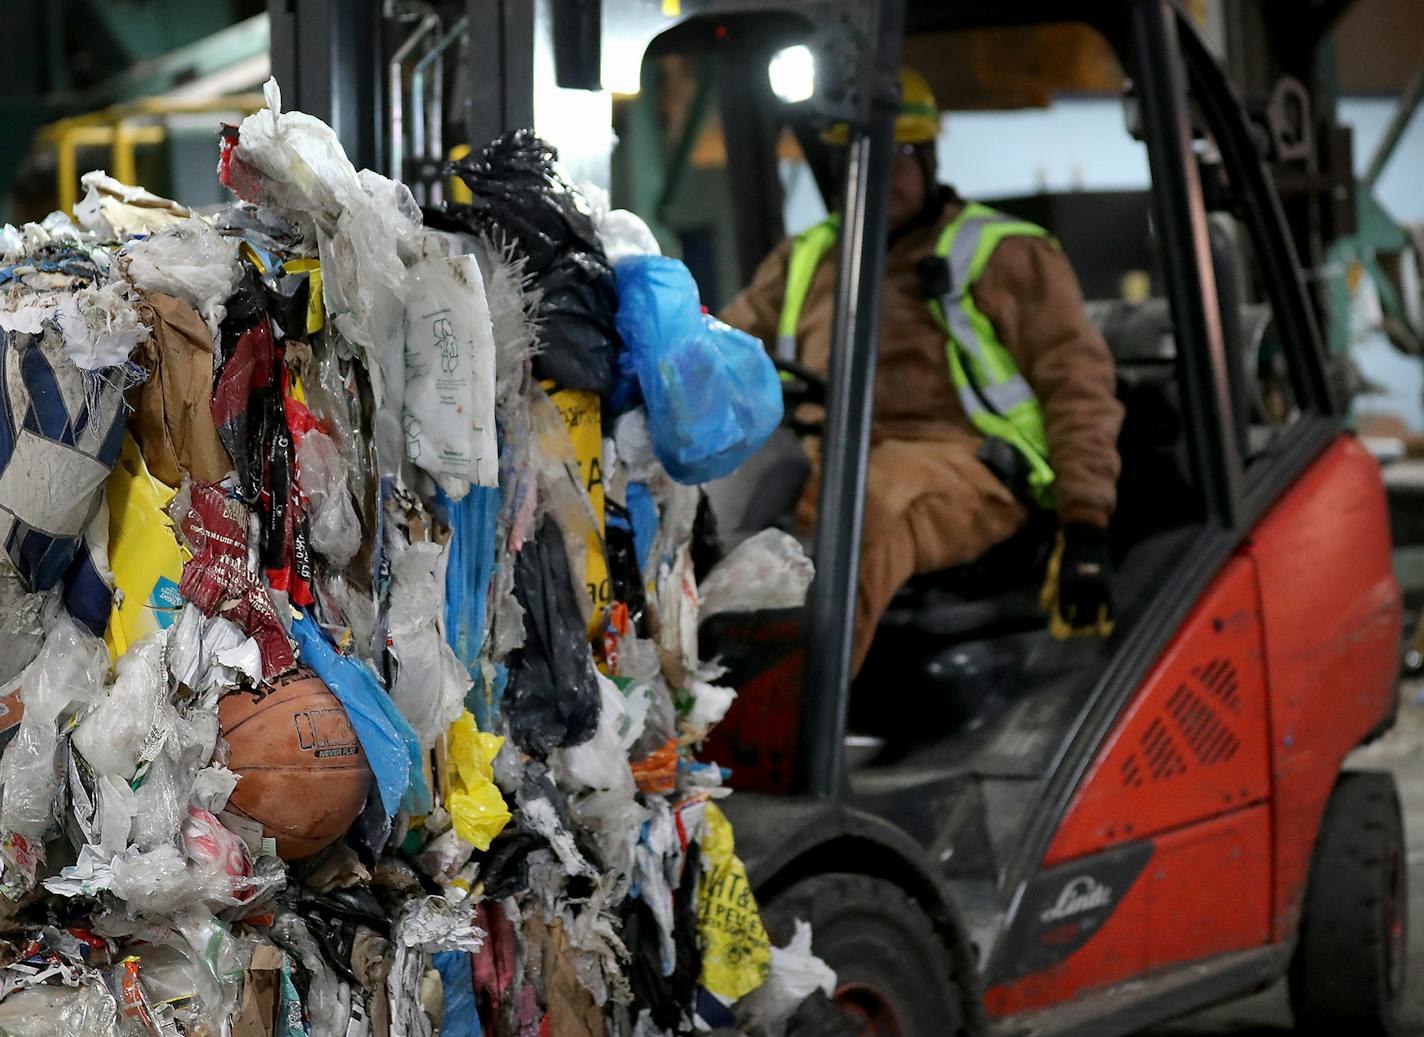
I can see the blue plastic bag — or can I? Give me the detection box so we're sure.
[614,256,782,484]
[292,613,431,819]
[433,951,481,1037]
[438,484,500,676]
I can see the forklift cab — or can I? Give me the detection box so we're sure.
[588,0,1406,1033]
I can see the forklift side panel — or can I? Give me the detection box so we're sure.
[1244,433,1402,942]
[986,805,1271,1016]
[1043,556,1270,865]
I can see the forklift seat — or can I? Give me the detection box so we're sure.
[703,426,812,547]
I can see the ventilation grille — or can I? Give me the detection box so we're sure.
[1167,683,1240,764]
[1119,657,1241,789]
[1193,658,1241,712]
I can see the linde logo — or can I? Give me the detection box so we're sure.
[1040,876,1113,924]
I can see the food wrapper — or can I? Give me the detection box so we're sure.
[174,482,294,677]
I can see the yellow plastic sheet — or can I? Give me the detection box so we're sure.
[697,802,771,1002]
[104,435,190,662]
[546,385,610,634]
[446,711,511,851]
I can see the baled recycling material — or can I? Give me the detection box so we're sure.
[0,76,825,1037]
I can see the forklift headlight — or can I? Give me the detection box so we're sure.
[768,44,816,104]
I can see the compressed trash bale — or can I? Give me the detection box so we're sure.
[218,665,373,858]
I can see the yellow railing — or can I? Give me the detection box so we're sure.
[38,94,266,214]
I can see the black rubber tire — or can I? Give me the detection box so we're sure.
[1289,770,1408,1036]
[761,872,972,1036]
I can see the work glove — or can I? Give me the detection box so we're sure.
[1041,523,1115,639]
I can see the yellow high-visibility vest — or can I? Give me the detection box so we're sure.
[777,203,1056,506]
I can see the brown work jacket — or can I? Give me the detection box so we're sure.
[719,193,1124,527]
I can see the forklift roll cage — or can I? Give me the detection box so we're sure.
[608,0,1340,801]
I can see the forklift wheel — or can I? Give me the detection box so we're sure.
[1289,770,1407,1036]
[761,873,970,1037]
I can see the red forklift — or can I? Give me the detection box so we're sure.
[451,0,1408,1033]
[664,2,1406,1035]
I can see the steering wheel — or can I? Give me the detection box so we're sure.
[774,357,828,436]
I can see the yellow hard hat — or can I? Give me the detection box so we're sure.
[821,66,940,146]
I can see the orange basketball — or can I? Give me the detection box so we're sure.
[218,665,372,860]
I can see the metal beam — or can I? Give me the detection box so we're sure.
[1133,0,1242,527]
[797,0,905,800]
[268,1,382,173]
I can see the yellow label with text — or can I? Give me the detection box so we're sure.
[546,387,609,634]
[697,803,772,1001]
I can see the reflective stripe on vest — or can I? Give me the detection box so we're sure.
[927,202,1056,506]
[776,205,1057,506]
[775,216,840,360]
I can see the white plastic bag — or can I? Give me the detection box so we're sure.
[123,216,241,339]
[683,679,737,734]
[698,529,815,620]
[296,430,361,566]
[235,79,422,359]
[401,252,499,497]
[554,672,640,794]
[735,920,837,1037]
[386,536,471,750]
[0,613,108,840]
[579,180,661,266]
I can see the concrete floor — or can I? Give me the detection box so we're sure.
[1142,687,1424,1035]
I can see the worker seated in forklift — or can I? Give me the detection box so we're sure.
[720,67,1124,675]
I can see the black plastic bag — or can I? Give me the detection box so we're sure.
[604,499,649,635]
[438,130,618,395]
[505,517,601,755]
[293,887,391,985]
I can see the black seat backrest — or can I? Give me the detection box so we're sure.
[702,426,811,544]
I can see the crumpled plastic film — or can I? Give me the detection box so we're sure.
[0,612,108,854]
[735,920,837,1037]
[53,278,151,371]
[505,516,601,757]
[124,217,241,340]
[697,528,815,621]
[228,78,422,360]
[445,711,511,852]
[71,632,168,780]
[295,428,361,567]
[74,170,189,241]
[386,533,471,751]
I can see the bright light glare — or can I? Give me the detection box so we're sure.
[768,45,816,104]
